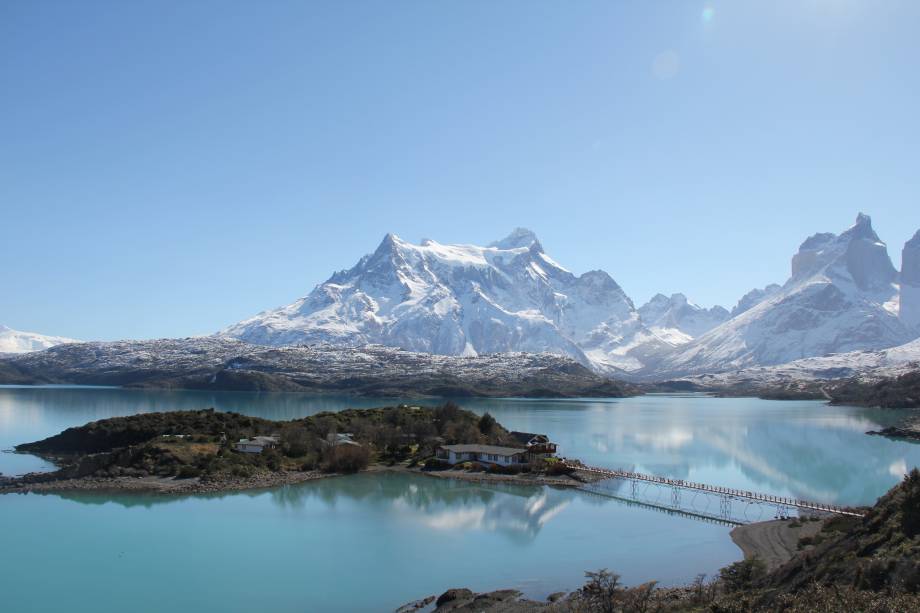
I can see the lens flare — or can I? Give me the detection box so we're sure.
[702,6,715,23]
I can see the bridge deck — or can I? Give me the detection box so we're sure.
[566,463,865,518]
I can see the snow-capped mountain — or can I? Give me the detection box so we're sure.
[221,229,678,372]
[0,325,77,355]
[637,293,729,344]
[651,214,914,376]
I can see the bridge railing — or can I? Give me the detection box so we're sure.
[564,462,865,518]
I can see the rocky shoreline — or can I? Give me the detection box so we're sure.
[866,413,920,441]
[0,468,334,496]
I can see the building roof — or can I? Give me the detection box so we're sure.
[509,431,549,445]
[237,435,279,446]
[440,444,528,456]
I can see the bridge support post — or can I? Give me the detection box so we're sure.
[671,487,681,509]
[630,479,638,500]
[720,495,731,520]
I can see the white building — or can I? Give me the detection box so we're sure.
[233,435,279,454]
[436,444,529,467]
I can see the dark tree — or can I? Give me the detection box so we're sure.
[478,412,496,434]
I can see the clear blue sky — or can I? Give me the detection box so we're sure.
[2,1,918,341]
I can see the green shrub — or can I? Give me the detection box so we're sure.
[719,557,765,591]
[901,468,920,537]
[478,413,496,434]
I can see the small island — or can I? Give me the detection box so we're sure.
[2,403,587,495]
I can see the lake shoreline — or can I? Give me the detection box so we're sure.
[0,462,595,496]
[729,518,824,569]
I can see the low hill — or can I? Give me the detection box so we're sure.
[0,337,635,397]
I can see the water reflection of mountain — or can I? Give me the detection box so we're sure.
[469,396,920,506]
[51,473,580,543]
[271,473,575,543]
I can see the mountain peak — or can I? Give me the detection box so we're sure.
[790,213,896,289]
[370,232,409,257]
[669,293,689,305]
[489,228,541,251]
[843,212,881,242]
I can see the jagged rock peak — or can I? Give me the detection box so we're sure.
[637,292,729,339]
[843,212,880,241]
[790,213,897,290]
[489,228,542,252]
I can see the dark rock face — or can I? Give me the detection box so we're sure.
[903,230,920,286]
[901,230,920,332]
[435,589,475,608]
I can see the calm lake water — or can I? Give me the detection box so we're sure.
[2,386,919,612]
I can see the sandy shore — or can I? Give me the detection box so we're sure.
[730,518,824,569]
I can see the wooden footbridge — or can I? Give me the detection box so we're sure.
[564,462,865,523]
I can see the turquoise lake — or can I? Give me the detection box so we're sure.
[2,386,919,612]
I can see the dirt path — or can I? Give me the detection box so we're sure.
[730,518,823,569]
